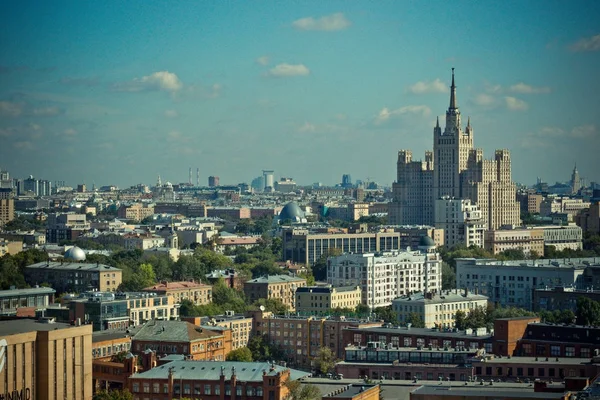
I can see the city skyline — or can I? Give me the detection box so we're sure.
[1,1,599,187]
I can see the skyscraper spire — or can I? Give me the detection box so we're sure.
[467,116,471,128]
[449,67,457,110]
[436,116,440,128]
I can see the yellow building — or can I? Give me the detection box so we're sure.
[295,285,362,315]
[142,280,212,306]
[484,228,545,256]
[244,275,307,311]
[25,261,122,293]
[0,318,93,400]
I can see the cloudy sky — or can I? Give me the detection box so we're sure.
[1,1,599,188]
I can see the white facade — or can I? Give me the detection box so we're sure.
[456,258,589,310]
[538,224,583,251]
[327,248,442,309]
[435,197,486,249]
[392,290,489,328]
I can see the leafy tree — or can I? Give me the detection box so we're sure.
[314,347,337,375]
[576,297,600,326]
[441,262,455,290]
[285,380,321,400]
[539,309,575,324]
[374,306,396,324]
[355,304,370,316]
[119,263,156,291]
[406,312,425,328]
[455,310,467,330]
[253,298,289,315]
[298,269,315,285]
[247,334,284,362]
[179,299,199,317]
[251,261,282,278]
[93,389,133,400]
[226,347,253,362]
[111,351,128,363]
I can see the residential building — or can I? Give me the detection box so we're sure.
[132,320,231,361]
[123,232,166,250]
[541,197,590,217]
[205,269,244,290]
[575,201,600,235]
[0,188,15,227]
[206,207,251,220]
[390,70,521,230]
[435,197,486,248]
[91,330,132,361]
[392,290,489,328]
[455,258,594,309]
[208,175,219,187]
[393,226,445,249]
[275,177,297,193]
[25,260,122,293]
[214,235,262,253]
[539,224,583,251]
[532,286,600,313]
[117,202,154,222]
[0,317,93,400]
[516,322,600,359]
[322,384,380,400]
[484,228,545,256]
[410,381,577,399]
[244,275,307,311]
[0,287,55,316]
[282,227,403,266]
[143,280,212,306]
[493,316,541,357]
[46,212,90,243]
[295,285,362,315]
[328,238,442,309]
[185,313,253,350]
[127,361,309,400]
[0,238,23,256]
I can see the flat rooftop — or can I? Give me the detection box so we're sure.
[323,384,378,398]
[345,326,492,340]
[0,318,77,336]
[26,261,121,272]
[0,287,56,297]
[410,384,567,398]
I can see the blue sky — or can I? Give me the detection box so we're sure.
[1,1,599,188]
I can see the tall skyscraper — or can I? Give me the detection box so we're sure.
[263,170,274,192]
[208,176,220,187]
[389,69,521,230]
[571,164,581,194]
[342,174,353,188]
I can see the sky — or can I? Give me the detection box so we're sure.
[1,1,599,188]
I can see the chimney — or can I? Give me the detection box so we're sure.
[464,287,469,297]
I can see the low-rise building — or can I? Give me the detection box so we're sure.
[322,384,380,400]
[184,312,253,350]
[214,236,262,253]
[0,238,23,256]
[295,285,362,315]
[244,275,307,311]
[575,201,600,235]
[117,202,154,222]
[123,232,166,250]
[91,330,133,361]
[0,317,93,400]
[392,290,489,328]
[484,228,545,256]
[143,280,212,306]
[533,286,600,313]
[328,238,442,309]
[205,269,244,290]
[0,286,55,316]
[127,360,310,400]
[25,260,122,293]
[539,224,583,251]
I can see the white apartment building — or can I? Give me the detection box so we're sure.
[456,258,590,310]
[435,197,486,249]
[484,228,545,256]
[538,224,583,251]
[540,197,590,217]
[327,237,442,309]
[392,290,489,328]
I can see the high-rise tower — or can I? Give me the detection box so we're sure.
[571,164,581,194]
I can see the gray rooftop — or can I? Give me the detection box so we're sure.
[410,384,567,398]
[345,326,493,340]
[130,360,310,382]
[245,275,306,284]
[0,318,82,336]
[0,287,56,297]
[456,257,600,269]
[26,261,121,272]
[392,291,488,304]
[133,320,222,343]
[323,384,379,398]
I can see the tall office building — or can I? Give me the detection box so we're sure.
[389,69,520,230]
[571,164,582,194]
[208,176,220,187]
[263,170,275,192]
[0,188,15,227]
[341,174,353,188]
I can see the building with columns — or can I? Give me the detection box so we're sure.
[389,69,521,230]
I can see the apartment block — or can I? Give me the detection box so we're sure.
[295,285,362,315]
[244,275,307,311]
[435,197,486,249]
[25,261,122,293]
[143,280,212,306]
[117,202,155,222]
[484,228,545,256]
[0,188,15,227]
[0,287,55,316]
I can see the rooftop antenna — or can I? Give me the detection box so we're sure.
[188,167,192,185]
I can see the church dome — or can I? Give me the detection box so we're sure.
[64,246,86,261]
[418,235,436,249]
[278,202,304,222]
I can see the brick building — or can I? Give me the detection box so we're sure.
[25,261,122,293]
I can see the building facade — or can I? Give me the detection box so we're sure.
[392,290,489,328]
[0,287,55,316]
[25,261,122,293]
[295,285,362,315]
[244,275,307,311]
[389,70,521,231]
[484,228,545,256]
[143,281,212,306]
[0,188,15,227]
[328,241,442,309]
[117,203,154,222]
[434,197,486,249]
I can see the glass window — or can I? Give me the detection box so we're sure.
[566,347,575,357]
[204,385,211,395]
[551,346,560,356]
[236,386,242,396]
[133,383,139,393]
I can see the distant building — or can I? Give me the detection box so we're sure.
[0,318,93,400]
[295,285,362,315]
[392,290,488,328]
[25,260,122,293]
[328,237,442,309]
[46,212,89,243]
[0,287,55,316]
[117,202,154,222]
[0,238,23,256]
[214,236,262,253]
[275,177,297,193]
[532,286,600,313]
[205,269,244,290]
[539,224,583,251]
[123,232,165,250]
[435,197,486,249]
[571,164,582,194]
[185,312,253,350]
[323,384,380,400]
[484,228,545,256]
[127,361,309,400]
[244,275,307,311]
[142,280,212,306]
[575,201,600,235]
[0,188,15,227]
[208,176,220,187]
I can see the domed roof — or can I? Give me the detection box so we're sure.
[419,235,436,248]
[278,202,304,222]
[64,246,86,261]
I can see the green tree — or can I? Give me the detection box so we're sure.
[455,310,467,330]
[441,262,455,290]
[93,389,134,400]
[251,261,282,278]
[247,334,284,361]
[314,347,337,375]
[226,347,253,362]
[374,306,397,324]
[576,297,600,326]
[179,299,199,317]
[406,312,425,328]
[285,380,321,400]
[539,309,575,324]
[253,298,289,315]
[119,263,156,291]
[355,304,370,316]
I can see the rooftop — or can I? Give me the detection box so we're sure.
[392,290,488,304]
[142,281,211,291]
[296,285,359,294]
[410,385,567,398]
[26,261,121,272]
[0,287,56,297]
[323,384,379,399]
[92,329,136,343]
[130,360,310,382]
[133,320,223,343]
[456,257,600,269]
[245,275,306,284]
[0,318,83,336]
[345,326,493,340]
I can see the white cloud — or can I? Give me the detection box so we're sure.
[164,110,179,118]
[292,12,351,31]
[509,82,551,94]
[571,124,597,138]
[407,78,447,94]
[473,93,496,107]
[505,96,529,111]
[484,83,503,94]
[266,63,310,77]
[13,141,33,150]
[113,71,183,92]
[538,127,564,137]
[64,128,77,136]
[32,106,62,116]
[256,56,270,66]
[167,130,182,140]
[569,34,600,52]
[0,101,24,117]
[298,122,316,133]
[374,105,431,125]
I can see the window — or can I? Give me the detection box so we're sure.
[247,387,254,396]
[566,347,575,357]
[551,346,561,356]
[522,343,532,356]
[183,384,190,395]
[225,386,231,396]
[236,386,242,396]
[214,385,220,395]
[204,385,211,395]
[581,348,590,358]
[133,383,139,393]
[528,368,534,376]
[153,383,159,393]
[143,383,150,393]
[257,387,263,396]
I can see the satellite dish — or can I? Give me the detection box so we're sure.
[259,305,265,311]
